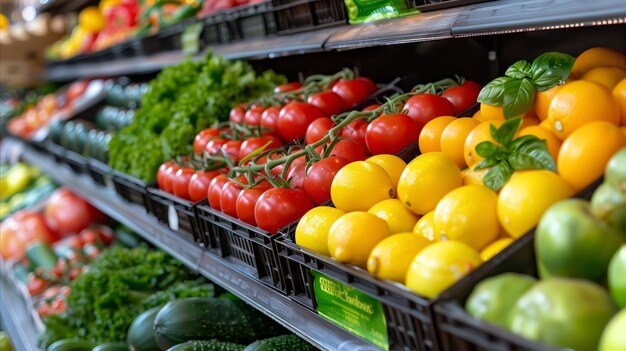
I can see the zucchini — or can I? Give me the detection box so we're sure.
[47,339,95,351]
[126,306,161,351]
[167,340,245,351]
[243,335,314,351]
[154,298,285,350]
[26,242,58,270]
[92,342,128,351]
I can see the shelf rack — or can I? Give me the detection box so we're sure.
[0,269,42,351]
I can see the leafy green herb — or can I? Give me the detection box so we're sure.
[474,117,556,191]
[477,52,574,119]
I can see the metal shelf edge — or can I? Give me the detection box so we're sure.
[0,269,42,351]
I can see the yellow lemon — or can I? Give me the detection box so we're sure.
[480,238,514,261]
[571,47,626,79]
[368,199,421,234]
[366,154,407,190]
[328,212,390,268]
[613,78,626,125]
[367,233,431,283]
[331,161,394,212]
[405,240,482,298]
[413,211,437,241]
[295,206,345,256]
[462,167,488,187]
[497,170,574,238]
[582,66,626,90]
[397,152,463,215]
[434,185,501,250]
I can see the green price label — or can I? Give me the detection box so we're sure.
[181,23,203,55]
[313,271,389,350]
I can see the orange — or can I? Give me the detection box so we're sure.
[535,85,562,121]
[547,80,621,140]
[558,121,626,191]
[539,118,552,130]
[418,116,457,153]
[440,118,480,167]
[473,110,483,121]
[622,126,626,137]
[464,120,505,167]
[613,78,626,125]
[463,167,488,187]
[571,47,626,79]
[582,66,626,90]
[518,126,562,161]
[480,103,506,121]
[520,116,540,129]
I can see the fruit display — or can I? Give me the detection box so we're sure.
[0,163,56,220]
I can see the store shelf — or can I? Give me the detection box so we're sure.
[0,269,42,351]
[14,139,382,351]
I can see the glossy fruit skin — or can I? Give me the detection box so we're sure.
[367,232,431,283]
[221,140,243,161]
[219,177,247,218]
[193,128,219,153]
[157,161,176,192]
[328,211,390,268]
[331,161,395,212]
[295,206,345,256]
[608,245,626,309]
[440,117,479,168]
[340,119,369,153]
[243,106,266,126]
[332,79,372,107]
[355,77,377,94]
[238,136,282,161]
[317,139,366,163]
[255,188,314,234]
[1,211,57,260]
[204,138,228,156]
[304,156,350,205]
[274,82,303,93]
[464,120,505,167]
[418,116,457,154]
[188,171,221,202]
[172,167,195,200]
[442,81,481,114]
[305,117,334,145]
[236,182,271,225]
[229,106,245,124]
[365,114,420,155]
[44,189,101,235]
[308,91,345,116]
[277,102,324,142]
[599,308,626,351]
[286,163,306,190]
[207,174,229,210]
[260,106,283,138]
[403,94,456,129]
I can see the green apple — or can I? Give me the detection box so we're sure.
[507,277,617,351]
[591,181,625,219]
[536,199,622,282]
[599,308,626,351]
[608,245,626,308]
[606,203,626,237]
[606,147,626,195]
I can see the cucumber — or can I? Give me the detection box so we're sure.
[243,335,314,351]
[154,298,285,350]
[47,339,95,351]
[92,342,128,351]
[167,340,245,351]
[126,306,161,351]
[26,242,58,270]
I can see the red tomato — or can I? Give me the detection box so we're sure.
[27,275,47,296]
[157,161,175,191]
[307,91,345,116]
[208,174,229,210]
[162,162,181,193]
[286,163,306,190]
[441,81,482,115]
[93,225,115,245]
[49,296,67,314]
[303,156,350,205]
[220,176,248,217]
[44,189,100,235]
[239,136,283,161]
[340,120,369,153]
[274,82,303,93]
[366,114,420,155]
[194,128,220,153]
[260,106,283,138]
[204,138,228,156]
[277,102,324,142]
[188,170,222,202]
[236,182,271,225]
[244,106,266,126]
[355,77,377,94]
[173,167,195,200]
[316,139,365,162]
[305,117,334,145]
[222,140,243,161]
[254,188,314,234]
[332,79,372,108]
[229,106,245,124]
[403,94,456,128]
[362,104,380,112]
[79,228,100,245]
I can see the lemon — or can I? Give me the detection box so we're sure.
[480,238,514,261]
[328,212,390,268]
[582,66,626,90]
[331,161,394,212]
[295,206,345,256]
[367,233,431,283]
[397,152,463,215]
[497,170,574,238]
[366,154,407,190]
[413,211,437,241]
[462,167,488,186]
[434,185,500,250]
[405,240,483,298]
[368,199,421,234]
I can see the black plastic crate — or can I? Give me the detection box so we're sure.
[44,141,67,164]
[146,187,203,244]
[225,1,277,40]
[110,170,150,209]
[201,12,231,44]
[87,158,115,189]
[413,0,493,12]
[60,149,90,176]
[272,0,347,35]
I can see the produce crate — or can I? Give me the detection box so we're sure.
[44,141,67,165]
[110,170,150,210]
[158,17,203,52]
[272,0,348,35]
[59,149,91,177]
[87,158,115,190]
[146,187,203,244]
[201,12,230,45]
[195,202,294,293]
[224,1,277,40]
[413,0,493,12]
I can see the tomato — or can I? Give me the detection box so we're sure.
[277,102,324,142]
[260,106,283,138]
[274,82,303,93]
[307,91,345,116]
[366,114,420,155]
[255,188,314,234]
[222,140,243,161]
[236,182,271,225]
[239,136,283,161]
[80,228,100,245]
[49,296,67,314]
[162,162,181,193]
[304,156,350,205]
[340,119,369,153]
[157,161,175,191]
[220,176,248,217]
[204,138,228,156]
[317,139,365,162]
[194,128,220,153]
[188,170,221,202]
[305,117,334,145]
[44,189,100,235]
[362,104,381,112]
[27,275,47,296]
[332,79,372,108]
[208,174,229,210]
[229,106,245,124]
[286,163,307,190]
[244,106,266,126]
[403,94,456,128]
[93,225,115,245]
[442,81,481,115]
[172,166,195,200]
[66,81,88,101]
[355,77,377,94]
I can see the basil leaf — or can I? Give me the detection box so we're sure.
[483,161,513,191]
[531,52,575,91]
[474,158,499,171]
[509,138,557,171]
[495,117,523,147]
[510,135,539,151]
[503,78,536,119]
[475,141,500,159]
[477,77,513,105]
[505,60,532,79]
